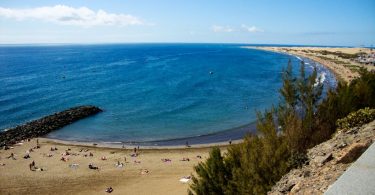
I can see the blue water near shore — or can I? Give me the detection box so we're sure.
[0,44,336,145]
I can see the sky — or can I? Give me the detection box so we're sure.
[0,0,374,46]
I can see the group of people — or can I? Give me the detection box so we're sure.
[2,138,205,180]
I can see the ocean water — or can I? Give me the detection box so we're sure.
[0,44,336,144]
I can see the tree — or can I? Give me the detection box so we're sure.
[189,147,231,195]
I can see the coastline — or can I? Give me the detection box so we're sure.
[44,122,256,149]
[246,46,374,83]
[0,45,367,195]
[43,137,243,150]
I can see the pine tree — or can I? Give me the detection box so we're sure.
[189,147,231,195]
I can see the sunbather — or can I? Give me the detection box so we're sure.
[130,153,138,157]
[23,153,30,159]
[60,156,69,162]
[161,158,172,162]
[105,187,113,193]
[140,169,149,175]
[7,153,16,160]
[88,163,99,170]
[45,153,53,157]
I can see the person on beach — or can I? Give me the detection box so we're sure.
[7,153,16,160]
[35,139,40,148]
[23,153,30,159]
[116,161,124,168]
[105,187,113,193]
[140,169,149,175]
[229,139,232,145]
[161,158,171,163]
[61,156,69,162]
[29,161,35,170]
[130,153,138,157]
[89,163,99,170]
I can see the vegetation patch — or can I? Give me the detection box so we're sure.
[336,107,375,130]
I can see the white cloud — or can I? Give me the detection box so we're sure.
[0,5,143,27]
[241,24,263,33]
[212,25,234,33]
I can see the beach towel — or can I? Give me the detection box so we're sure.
[179,178,190,183]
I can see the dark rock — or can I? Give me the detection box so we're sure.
[0,105,102,147]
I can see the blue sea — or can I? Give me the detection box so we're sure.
[0,44,336,145]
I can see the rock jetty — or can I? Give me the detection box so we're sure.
[0,106,102,147]
[268,120,375,195]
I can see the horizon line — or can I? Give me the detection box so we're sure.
[0,42,371,48]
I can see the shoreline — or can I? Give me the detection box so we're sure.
[43,137,243,150]
[44,122,256,149]
[259,47,349,82]
[247,46,375,83]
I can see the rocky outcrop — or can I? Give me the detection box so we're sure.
[0,106,102,147]
[268,120,375,195]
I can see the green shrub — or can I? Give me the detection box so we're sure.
[287,151,308,169]
[336,107,375,130]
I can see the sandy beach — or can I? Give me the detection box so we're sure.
[250,46,375,83]
[0,138,227,195]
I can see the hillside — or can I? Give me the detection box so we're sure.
[269,120,375,194]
